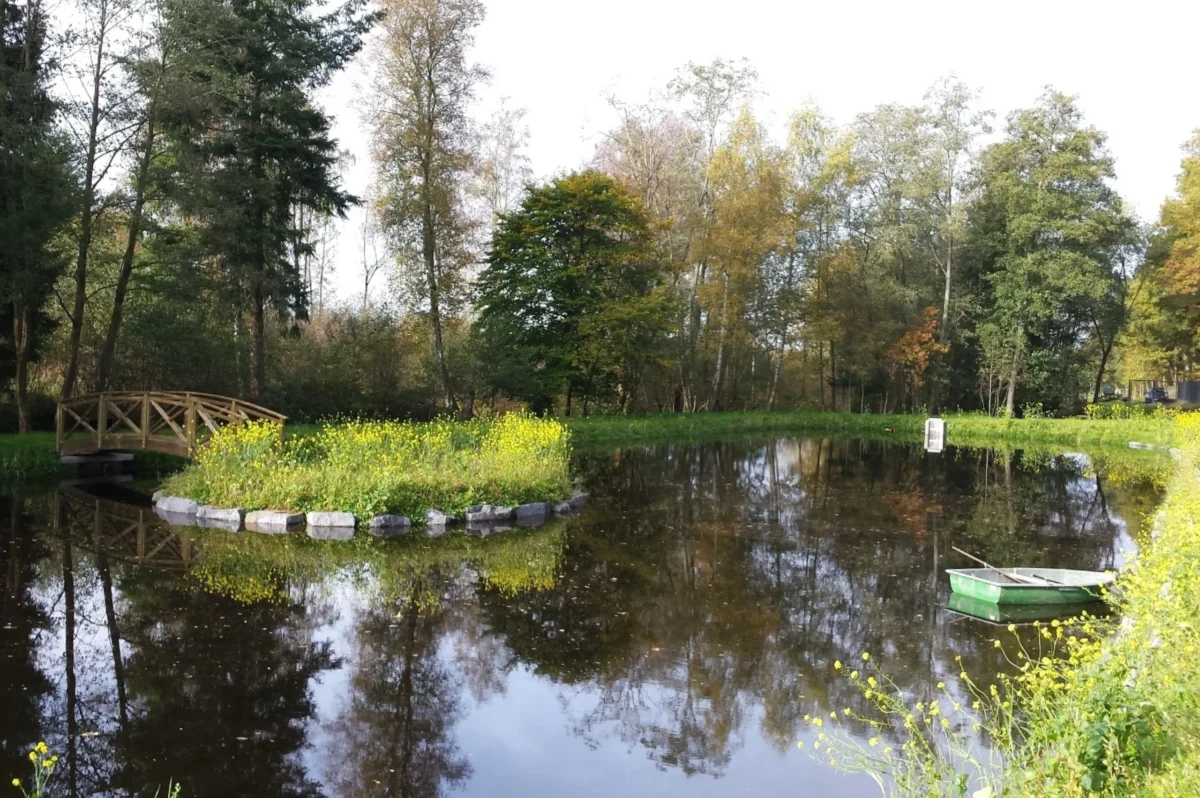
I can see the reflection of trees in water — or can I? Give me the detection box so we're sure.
[491,440,1159,769]
[0,443,1165,792]
[0,494,53,787]
[112,569,339,797]
[324,576,471,798]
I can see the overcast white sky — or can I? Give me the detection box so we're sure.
[319,0,1200,305]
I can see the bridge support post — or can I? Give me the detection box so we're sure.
[141,394,150,449]
[97,398,107,452]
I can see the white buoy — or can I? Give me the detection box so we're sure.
[924,417,946,453]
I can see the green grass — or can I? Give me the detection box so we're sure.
[0,408,1181,485]
[0,432,61,479]
[565,409,1179,450]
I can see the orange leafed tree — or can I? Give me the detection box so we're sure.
[887,307,948,406]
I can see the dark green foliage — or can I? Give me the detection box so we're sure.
[156,0,375,395]
[474,171,673,413]
[964,91,1139,415]
[0,0,77,432]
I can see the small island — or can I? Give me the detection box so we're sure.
[158,413,577,534]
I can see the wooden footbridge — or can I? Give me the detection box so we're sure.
[57,391,286,459]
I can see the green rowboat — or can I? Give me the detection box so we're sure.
[946,568,1114,605]
[947,592,1110,625]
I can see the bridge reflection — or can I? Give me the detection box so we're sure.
[54,483,198,571]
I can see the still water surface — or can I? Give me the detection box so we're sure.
[0,438,1161,796]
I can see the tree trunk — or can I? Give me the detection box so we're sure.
[768,337,784,411]
[97,114,156,392]
[422,164,454,412]
[13,302,30,435]
[1005,345,1020,417]
[709,272,730,410]
[250,281,267,398]
[63,0,110,399]
[1092,332,1113,404]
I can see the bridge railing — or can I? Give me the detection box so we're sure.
[57,391,287,458]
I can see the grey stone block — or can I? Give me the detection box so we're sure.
[198,506,245,524]
[151,490,164,503]
[245,510,304,534]
[552,501,573,515]
[568,492,589,510]
[515,502,550,519]
[306,511,356,528]
[425,509,459,528]
[465,504,515,523]
[369,515,411,538]
[308,526,354,541]
[156,496,199,516]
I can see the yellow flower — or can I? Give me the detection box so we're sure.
[12,779,20,787]
[867,676,877,688]
[937,681,945,690]
[869,736,879,747]
[813,717,823,727]
[833,660,842,670]
[862,652,870,662]
[796,740,804,750]
[28,751,36,763]
[993,639,1002,649]
[36,742,47,754]
[850,670,859,680]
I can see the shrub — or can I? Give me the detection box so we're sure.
[164,413,573,522]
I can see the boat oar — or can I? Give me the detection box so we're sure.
[951,547,1063,587]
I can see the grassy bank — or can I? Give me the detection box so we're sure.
[566,410,1179,450]
[0,432,62,479]
[1000,413,1200,794]
[164,414,573,521]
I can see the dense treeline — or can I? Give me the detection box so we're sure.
[1,0,1197,431]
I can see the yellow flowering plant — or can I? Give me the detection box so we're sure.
[164,413,573,522]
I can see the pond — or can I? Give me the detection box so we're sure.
[0,437,1164,797]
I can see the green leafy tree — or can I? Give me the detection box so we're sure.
[156,0,374,397]
[369,0,487,413]
[966,91,1138,415]
[0,0,76,432]
[474,171,671,414]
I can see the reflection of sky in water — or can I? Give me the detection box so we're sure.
[0,439,1167,797]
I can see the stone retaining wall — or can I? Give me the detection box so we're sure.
[153,492,588,538]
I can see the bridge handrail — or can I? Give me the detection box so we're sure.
[57,390,288,458]
[62,391,288,422]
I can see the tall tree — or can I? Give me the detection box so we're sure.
[61,0,143,398]
[967,91,1137,415]
[370,0,487,412]
[0,0,76,432]
[157,0,373,397]
[95,0,171,392]
[475,171,671,414]
[668,58,757,411]
[1120,132,1200,384]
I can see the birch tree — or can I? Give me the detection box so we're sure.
[369,0,487,412]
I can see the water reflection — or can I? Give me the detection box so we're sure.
[0,439,1165,797]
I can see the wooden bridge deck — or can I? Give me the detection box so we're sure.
[57,391,286,459]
